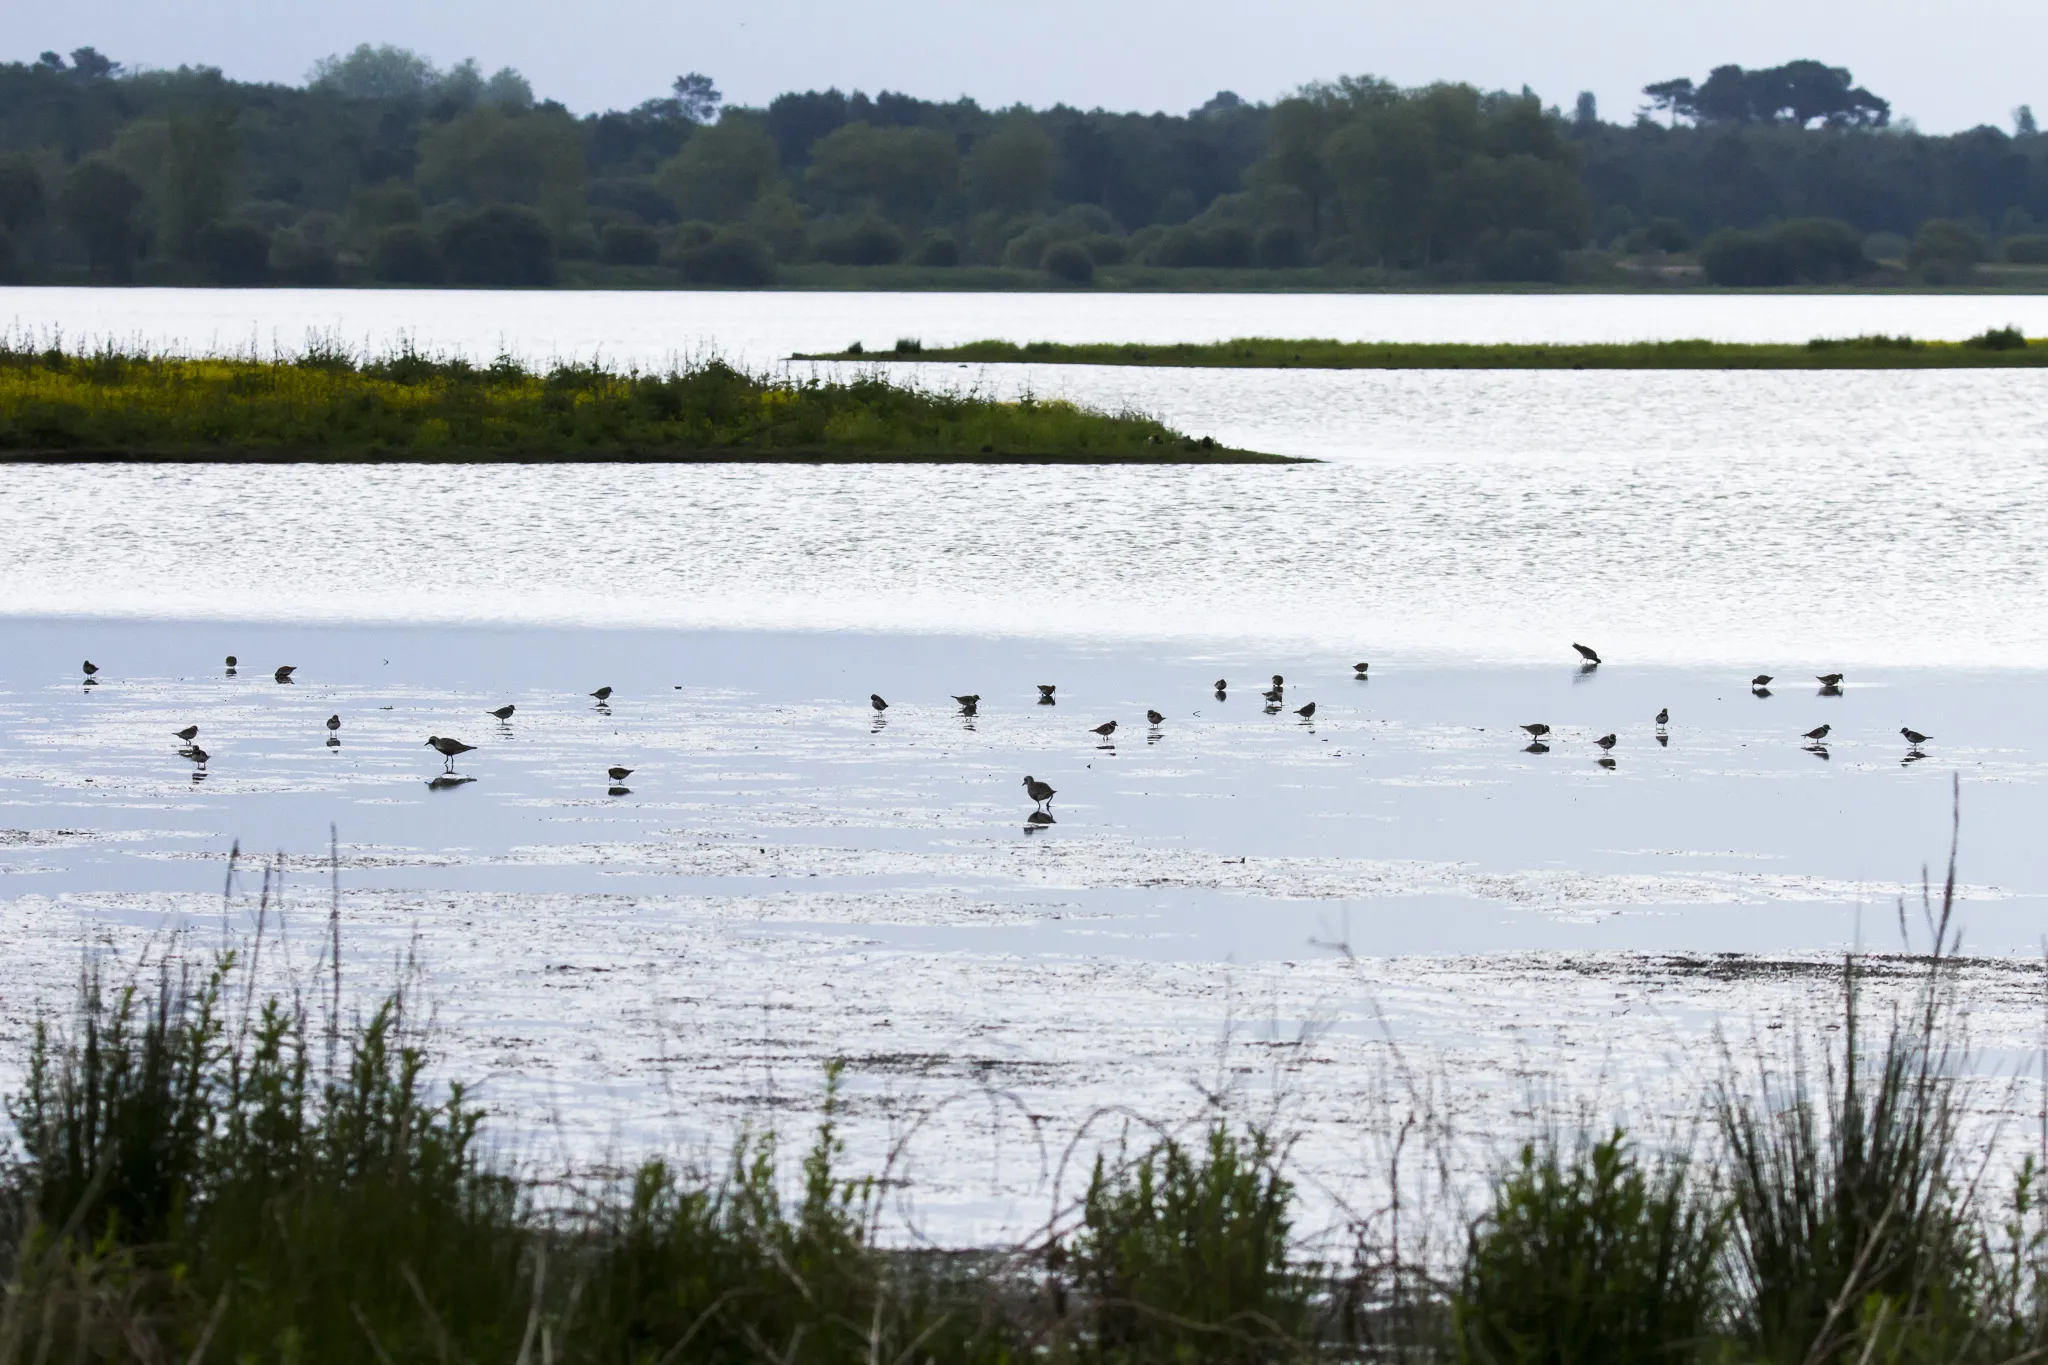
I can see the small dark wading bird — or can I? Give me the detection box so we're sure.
[183,746,209,768]
[489,704,515,721]
[224,655,237,668]
[608,766,633,782]
[1817,673,1844,687]
[1655,708,1669,726]
[1521,723,1551,740]
[174,725,199,742]
[1595,733,1617,750]
[870,693,888,712]
[1022,775,1056,809]
[1901,728,1933,747]
[82,660,99,677]
[1804,724,1832,742]
[1091,720,1118,737]
[1573,643,1601,665]
[326,714,341,732]
[1213,679,1228,692]
[1296,702,1317,720]
[424,735,476,771]
[274,666,296,683]
[1037,684,1057,703]
[590,687,613,702]
[1147,710,1165,726]
[1354,662,1370,677]
[953,694,980,714]
[1751,674,1773,688]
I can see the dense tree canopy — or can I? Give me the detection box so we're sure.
[0,44,2041,286]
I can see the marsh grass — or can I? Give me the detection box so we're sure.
[6,800,2048,1362]
[793,333,2048,369]
[0,340,1291,463]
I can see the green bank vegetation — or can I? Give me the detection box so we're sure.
[800,326,2048,369]
[8,820,2048,1362]
[0,343,1286,462]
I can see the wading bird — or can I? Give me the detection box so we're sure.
[590,687,613,701]
[326,714,341,732]
[608,766,633,782]
[1655,708,1669,726]
[1037,684,1057,700]
[1595,733,1617,750]
[274,666,296,683]
[489,704,515,720]
[1573,643,1601,665]
[1901,728,1933,747]
[1091,721,1118,737]
[82,660,98,676]
[953,694,980,711]
[424,736,475,770]
[1751,674,1773,688]
[1295,702,1317,719]
[1022,775,1056,808]
[1817,674,1844,687]
[871,694,888,712]
[174,725,198,742]
[1804,724,1831,742]
[224,656,237,667]
[1213,679,1227,691]
[183,746,209,768]
[1147,710,1164,726]
[1521,723,1551,740]
[1354,662,1370,676]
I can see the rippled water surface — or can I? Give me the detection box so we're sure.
[2,290,2044,1237]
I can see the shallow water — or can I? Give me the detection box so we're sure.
[2,290,2045,1239]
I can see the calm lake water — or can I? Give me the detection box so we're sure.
[1,289,2044,1239]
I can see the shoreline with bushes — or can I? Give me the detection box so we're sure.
[799,328,2048,368]
[0,344,1292,462]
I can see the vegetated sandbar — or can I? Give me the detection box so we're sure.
[795,329,2048,369]
[0,346,1297,463]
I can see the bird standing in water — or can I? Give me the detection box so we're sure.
[489,705,515,721]
[326,714,341,732]
[1655,708,1669,726]
[274,665,296,682]
[1521,723,1551,740]
[1147,710,1165,726]
[174,725,198,742]
[1213,679,1228,691]
[1037,684,1057,701]
[1296,702,1317,719]
[590,687,613,702]
[608,766,634,782]
[1901,728,1933,747]
[1091,720,1118,737]
[1572,644,1601,665]
[424,736,476,771]
[1817,673,1844,687]
[1595,733,1617,750]
[1354,662,1370,677]
[1022,775,1056,809]
[82,660,99,677]
[953,694,980,712]
[1804,724,1831,742]
[1751,674,1773,688]
[870,694,888,712]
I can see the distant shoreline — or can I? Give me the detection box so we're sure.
[795,333,2048,370]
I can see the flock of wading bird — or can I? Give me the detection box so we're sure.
[89,643,1937,802]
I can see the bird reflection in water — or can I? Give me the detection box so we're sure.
[1656,734,1669,747]
[608,785,631,796]
[1807,745,1831,761]
[1037,684,1057,705]
[1025,810,1055,831]
[1597,756,1617,769]
[1524,742,1550,754]
[428,774,477,790]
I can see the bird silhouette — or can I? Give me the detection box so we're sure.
[1751,674,1773,688]
[174,725,198,742]
[1655,734,1669,748]
[870,693,888,712]
[1655,708,1669,726]
[1026,810,1056,828]
[1262,684,1285,702]
[1146,710,1164,725]
[1817,673,1844,687]
[1572,643,1601,664]
[1022,775,1056,808]
[326,714,341,732]
[1524,741,1551,754]
[82,660,99,676]
[1213,679,1228,691]
[224,655,237,667]
[1270,674,1285,688]
[1901,728,1933,747]
[183,746,209,767]
[608,766,633,782]
[424,736,475,770]
[590,687,613,701]
[1091,720,1118,737]
[1354,662,1370,676]
[1595,733,1617,750]
[274,665,296,683]
[1296,702,1317,719]
[1037,684,1057,700]
[1804,724,1831,742]
[488,704,515,720]
[1598,756,1617,769]
[1521,723,1551,739]
[952,694,980,710]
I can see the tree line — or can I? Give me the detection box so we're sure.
[0,45,2043,288]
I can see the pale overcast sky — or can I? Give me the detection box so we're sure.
[26,0,2044,134]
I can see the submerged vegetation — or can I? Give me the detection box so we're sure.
[0,342,1286,461]
[6,809,2048,1362]
[797,328,2048,369]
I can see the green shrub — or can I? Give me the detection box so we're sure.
[268,226,338,285]
[1456,1131,1722,1365]
[1254,223,1307,268]
[371,223,444,284]
[909,229,961,266]
[194,219,271,285]
[1625,216,1692,254]
[2003,234,2048,264]
[440,204,555,287]
[1145,223,1255,268]
[599,221,661,265]
[1081,232,1129,265]
[677,227,776,286]
[1909,218,1988,268]
[814,216,905,266]
[1701,218,1866,286]
[1965,325,2028,350]
[0,225,18,283]
[1073,1125,1310,1360]
[1042,239,1095,284]
[1479,229,1563,283]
